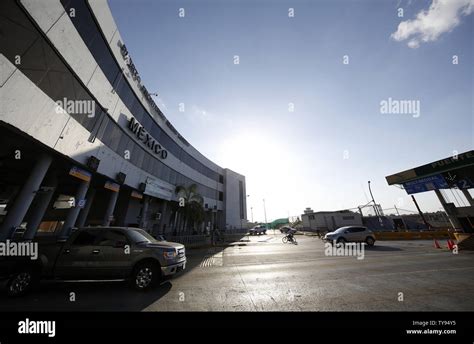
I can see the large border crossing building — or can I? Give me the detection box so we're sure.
[0,0,247,240]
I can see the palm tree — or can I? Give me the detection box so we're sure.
[175,184,205,234]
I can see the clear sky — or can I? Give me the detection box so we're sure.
[109,0,473,222]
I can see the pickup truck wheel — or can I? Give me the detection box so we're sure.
[132,261,160,291]
[6,269,36,297]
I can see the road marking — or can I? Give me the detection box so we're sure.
[234,266,258,311]
[199,251,223,268]
[224,252,474,269]
[257,237,276,243]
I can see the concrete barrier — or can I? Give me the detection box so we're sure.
[374,230,451,240]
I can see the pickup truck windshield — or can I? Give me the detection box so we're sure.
[127,229,159,244]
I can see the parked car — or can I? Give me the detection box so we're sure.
[323,226,376,246]
[1,227,186,296]
[280,226,296,234]
[249,225,267,235]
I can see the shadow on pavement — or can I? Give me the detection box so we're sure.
[181,233,248,272]
[0,280,172,311]
[367,245,403,252]
[0,233,249,311]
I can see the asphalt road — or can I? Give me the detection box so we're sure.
[1,232,474,311]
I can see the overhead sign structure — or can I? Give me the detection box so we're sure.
[403,174,449,194]
[442,167,474,190]
[416,151,474,176]
[143,177,173,200]
[386,150,474,185]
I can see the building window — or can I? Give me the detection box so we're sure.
[60,0,222,183]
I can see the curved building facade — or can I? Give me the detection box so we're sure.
[0,0,247,240]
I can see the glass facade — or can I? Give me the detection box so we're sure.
[60,0,221,182]
[0,0,220,200]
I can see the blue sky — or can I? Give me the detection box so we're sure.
[109,0,473,222]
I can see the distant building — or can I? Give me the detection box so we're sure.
[301,210,363,231]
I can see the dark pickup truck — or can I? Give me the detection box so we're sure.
[1,227,186,296]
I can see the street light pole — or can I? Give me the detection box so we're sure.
[368,181,378,215]
[263,198,268,229]
[394,204,400,216]
[368,180,384,227]
[250,207,254,223]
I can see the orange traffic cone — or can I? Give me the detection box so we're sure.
[433,239,441,249]
[447,239,454,250]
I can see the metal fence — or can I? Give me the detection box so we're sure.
[165,234,210,247]
[165,230,248,248]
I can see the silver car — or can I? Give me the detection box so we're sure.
[323,226,376,247]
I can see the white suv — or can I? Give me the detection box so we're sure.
[323,226,376,247]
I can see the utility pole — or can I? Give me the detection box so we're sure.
[411,195,431,229]
[263,198,268,229]
[250,207,254,223]
[394,204,400,216]
[368,181,378,216]
[368,181,384,227]
[263,199,267,225]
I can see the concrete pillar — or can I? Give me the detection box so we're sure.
[23,174,58,240]
[0,153,52,240]
[60,180,90,238]
[210,211,215,230]
[173,210,178,235]
[114,190,132,227]
[75,188,96,228]
[176,211,182,234]
[102,190,119,226]
[159,201,168,234]
[435,189,461,229]
[461,189,474,207]
[139,195,150,229]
